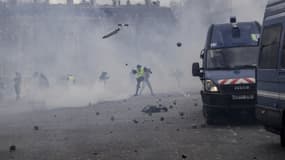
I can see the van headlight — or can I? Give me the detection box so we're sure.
[205,80,219,92]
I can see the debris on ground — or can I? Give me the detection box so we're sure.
[176,128,180,132]
[142,105,168,114]
[96,112,100,116]
[191,124,198,129]
[34,126,39,131]
[133,120,139,124]
[200,124,207,128]
[182,154,187,159]
[134,150,138,153]
[169,105,174,109]
[9,145,16,152]
[111,116,115,121]
[92,152,99,156]
[179,112,185,117]
[160,117,165,121]
[173,100,177,105]
[194,103,198,107]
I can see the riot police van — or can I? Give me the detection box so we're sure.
[192,17,261,124]
[256,0,285,147]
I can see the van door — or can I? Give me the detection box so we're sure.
[278,22,285,128]
[257,23,282,127]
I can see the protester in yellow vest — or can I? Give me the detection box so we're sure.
[132,65,144,96]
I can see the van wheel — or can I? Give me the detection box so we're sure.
[203,105,215,125]
[281,122,285,147]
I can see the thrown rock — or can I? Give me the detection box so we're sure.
[9,145,16,152]
[33,126,39,131]
[133,120,139,124]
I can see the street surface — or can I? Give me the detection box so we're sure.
[0,93,284,160]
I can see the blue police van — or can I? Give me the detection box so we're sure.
[256,0,285,147]
[192,17,261,124]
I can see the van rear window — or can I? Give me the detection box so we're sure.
[210,23,260,49]
[259,25,282,69]
[268,0,284,5]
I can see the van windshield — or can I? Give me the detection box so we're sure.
[210,23,260,49]
[206,47,259,70]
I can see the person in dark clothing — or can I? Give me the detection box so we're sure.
[14,72,22,100]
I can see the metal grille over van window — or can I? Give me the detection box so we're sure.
[259,25,282,69]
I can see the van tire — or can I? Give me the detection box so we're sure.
[281,115,285,147]
[203,105,215,125]
[281,128,285,147]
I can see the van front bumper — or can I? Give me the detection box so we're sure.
[201,91,256,110]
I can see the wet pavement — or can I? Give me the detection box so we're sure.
[0,93,284,160]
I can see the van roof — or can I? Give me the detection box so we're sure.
[265,0,285,19]
[208,22,260,49]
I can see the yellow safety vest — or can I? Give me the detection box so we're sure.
[136,68,144,78]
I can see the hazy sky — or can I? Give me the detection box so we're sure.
[49,0,178,6]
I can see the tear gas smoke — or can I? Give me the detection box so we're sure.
[0,0,267,110]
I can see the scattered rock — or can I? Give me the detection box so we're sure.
[142,105,168,114]
[133,120,139,124]
[33,126,39,131]
[96,112,100,116]
[9,145,16,152]
[191,124,198,129]
[160,117,165,121]
[182,154,187,159]
[92,152,99,156]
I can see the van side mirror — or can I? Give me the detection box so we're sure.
[200,49,205,59]
[192,63,201,77]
